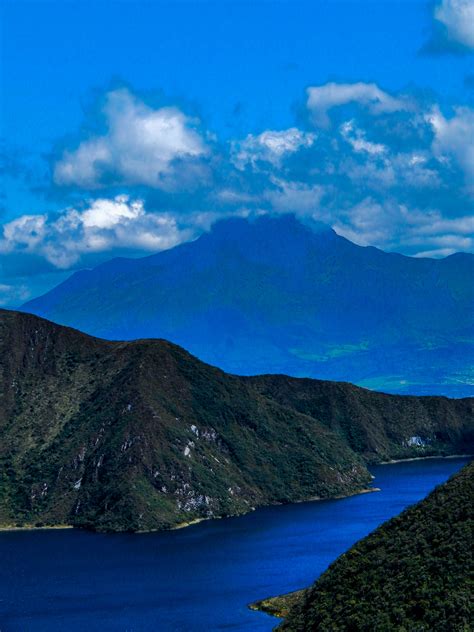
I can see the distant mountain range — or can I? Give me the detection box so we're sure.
[256,460,473,631]
[1,309,472,532]
[22,215,474,397]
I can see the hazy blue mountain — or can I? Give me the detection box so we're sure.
[22,215,474,396]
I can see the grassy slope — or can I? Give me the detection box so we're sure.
[272,460,473,631]
[1,309,473,532]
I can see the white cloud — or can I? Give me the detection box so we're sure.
[428,106,474,187]
[2,214,47,250]
[333,198,399,247]
[408,215,474,239]
[340,150,441,190]
[0,196,189,268]
[306,82,411,128]
[340,121,387,155]
[414,247,462,257]
[3,85,473,290]
[231,128,316,169]
[54,89,208,189]
[434,0,474,49]
[265,178,326,214]
[333,198,474,256]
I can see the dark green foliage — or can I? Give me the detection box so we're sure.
[279,461,474,631]
[0,309,473,532]
[250,591,305,620]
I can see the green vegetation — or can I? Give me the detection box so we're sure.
[250,591,305,620]
[0,309,473,532]
[268,461,473,631]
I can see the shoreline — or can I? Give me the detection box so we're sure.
[294,487,380,504]
[0,486,381,535]
[171,486,381,532]
[169,516,215,531]
[0,524,73,533]
[1,457,469,534]
[170,486,381,531]
[377,453,473,465]
[332,487,380,499]
[249,589,305,619]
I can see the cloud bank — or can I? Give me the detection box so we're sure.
[231,128,316,168]
[306,82,412,128]
[1,81,473,303]
[0,196,188,268]
[429,106,474,187]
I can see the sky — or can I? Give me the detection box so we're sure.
[1,0,473,305]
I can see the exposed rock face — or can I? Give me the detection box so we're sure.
[0,309,473,532]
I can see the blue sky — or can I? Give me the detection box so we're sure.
[1,0,473,304]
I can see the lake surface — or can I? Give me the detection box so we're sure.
[0,457,470,632]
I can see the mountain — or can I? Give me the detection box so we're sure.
[256,460,473,631]
[0,309,473,532]
[22,215,474,397]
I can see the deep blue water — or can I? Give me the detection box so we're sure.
[0,457,470,632]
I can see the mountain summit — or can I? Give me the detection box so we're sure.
[22,215,474,396]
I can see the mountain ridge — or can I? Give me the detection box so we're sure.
[22,215,474,397]
[0,308,473,532]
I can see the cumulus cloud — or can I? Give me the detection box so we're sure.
[264,178,326,214]
[231,128,316,168]
[428,106,474,187]
[2,82,473,304]
[434,0,474,49]
[54,89,208,189]
[333,198,474,257]
[339,148,441,191]
[306,82,411,128]
[0,196,188,268]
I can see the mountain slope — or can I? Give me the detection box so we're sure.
[0,309,473,532]
[22,215,474,397]
[264,460,473,631]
